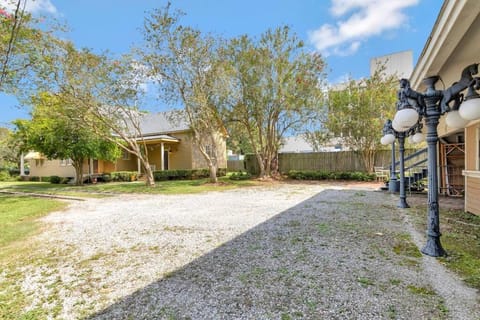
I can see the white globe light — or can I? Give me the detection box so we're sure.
[412,132,424,144]
[380,136,387,145]
[408,135,414,144]
[445,110,469,128]
[392,118,408,132]
[459,97,480,120]
[393,108,419,131]
[383,133,395,144]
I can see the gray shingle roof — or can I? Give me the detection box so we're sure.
[139,111,190,136]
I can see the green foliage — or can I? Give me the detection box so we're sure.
[49,176,61,184]
[0,169,10,181]
[229,171,252,180]
[153,168,227,181]
[12,92,120,185]
[225,26,327,178]
[287,170,374,181]
[141,5,228,183]
[101,173,112,183]
[324,64,397,172]
[110,171,138,182]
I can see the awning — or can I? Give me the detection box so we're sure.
[136,134,180,143]
[24,151,45,160]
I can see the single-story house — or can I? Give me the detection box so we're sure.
[23,111,227,179]
[411,0,480,215]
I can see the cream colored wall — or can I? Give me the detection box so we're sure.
[464,124,480,215]
[116,156,138,171]
[28,159,76,177]
[169,132,193,170]
[465,176,480,215]
[190,132,227,169]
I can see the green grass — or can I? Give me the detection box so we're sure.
[0,194,68,247]
[0,176,258,197]
[408,205,480,290]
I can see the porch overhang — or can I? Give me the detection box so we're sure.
[136,134,180,144]
[24,151,45,160]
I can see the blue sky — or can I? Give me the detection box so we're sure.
[0,0,443,126]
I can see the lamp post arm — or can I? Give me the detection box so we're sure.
[440,63,479,113]
[397,78,424,113]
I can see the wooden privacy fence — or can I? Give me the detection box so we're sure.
[239,149,418,175]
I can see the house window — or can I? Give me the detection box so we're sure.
[122,150,130,160]
[205,145,215,158]
[60,159,72,166]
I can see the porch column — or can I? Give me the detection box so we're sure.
[89,158,94,175]
[160,142,165,171]
[20,152,25,176]
[137,157,141,175]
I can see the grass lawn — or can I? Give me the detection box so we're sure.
[0,194,68,248]
[0,176,258,197]
[408,203,480,290]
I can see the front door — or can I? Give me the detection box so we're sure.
[163,150,169,170]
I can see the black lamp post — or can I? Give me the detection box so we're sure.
[391,63,480,257]
[382,120,424,208]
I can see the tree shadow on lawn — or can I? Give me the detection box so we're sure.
[89,188,447,320]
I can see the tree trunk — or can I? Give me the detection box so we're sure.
[362,149,376,174]
[139,157,155,186]
[72,158,84,186]
[208,162,218,183]
[256,152,266,178]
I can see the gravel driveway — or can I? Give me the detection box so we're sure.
[12,182,480,319]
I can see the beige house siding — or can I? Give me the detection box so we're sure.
[464,124,480,215]
[169,132,193,170]
[465,176,480,214]
[190,132,227,169]
[28,159,85,178]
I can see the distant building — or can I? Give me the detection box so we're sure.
[370,50,413,79]
[279,135,347,153]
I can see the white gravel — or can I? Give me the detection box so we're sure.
[9,182,480,319]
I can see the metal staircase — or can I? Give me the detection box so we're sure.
[392,148,428,192]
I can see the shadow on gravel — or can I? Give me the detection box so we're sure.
[88,188,449,319]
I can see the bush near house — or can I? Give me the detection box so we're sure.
[0,169,10,181]
[109,171,139,182]
[287,170,374,181]
[153,168,227,181]
[229,171,252,180]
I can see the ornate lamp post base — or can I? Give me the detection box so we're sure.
[421,235,447,257]
[397,198,410,209]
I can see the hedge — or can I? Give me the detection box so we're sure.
[287,170,374,181]
[153,168,227,181]
[109,171,138,182]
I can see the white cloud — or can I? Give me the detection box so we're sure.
[0,0,57,15]
[309,0,419,56]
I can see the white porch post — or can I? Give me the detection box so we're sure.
[89,158,94,175]
[20,152,25,176]
[137,158,141,175]
[160,142,165,171]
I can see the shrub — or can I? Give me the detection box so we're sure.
[287,170,374,182]
[0,170,10,181]
[50,176,62,184]
[110,171,138,182]
[101,173,112,183]
[152,168,226,181]
[229,171,252,180]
